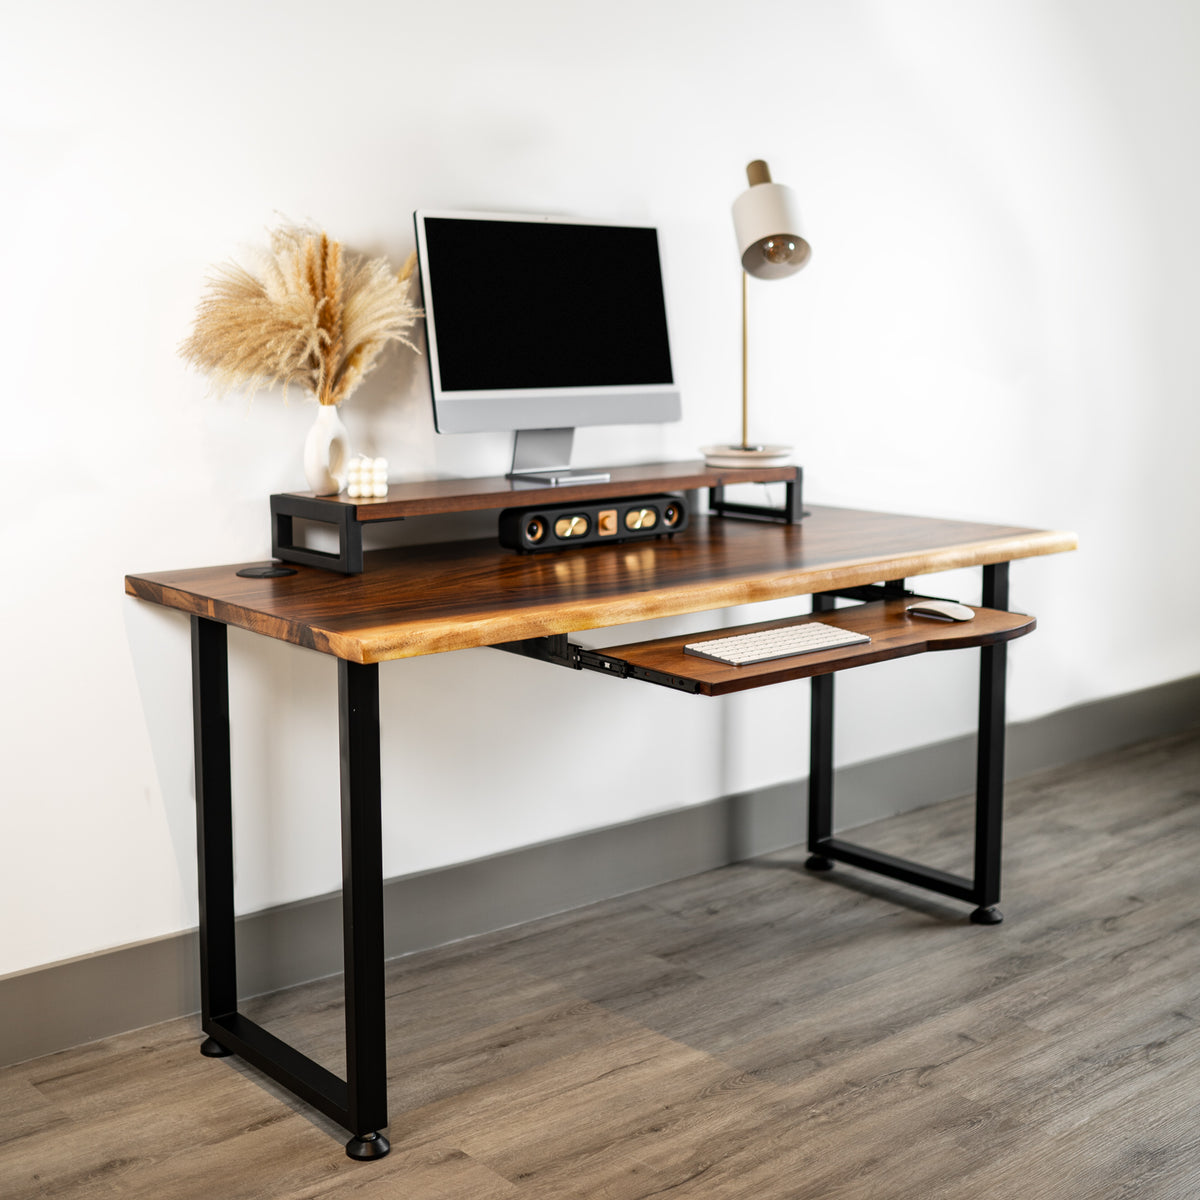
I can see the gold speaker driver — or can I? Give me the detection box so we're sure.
[624,507,658,531]
[554,514,590,538]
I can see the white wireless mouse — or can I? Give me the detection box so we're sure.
[906,599,975,622]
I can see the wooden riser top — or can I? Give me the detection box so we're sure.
[603,600,1036,696]
[124,506,1077,664]
[280,459,798,521]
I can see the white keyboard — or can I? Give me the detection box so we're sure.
[684,621,871,667]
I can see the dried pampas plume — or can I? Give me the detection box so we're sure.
[181,225,422,405]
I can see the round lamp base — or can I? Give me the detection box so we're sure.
[701,444,792,468]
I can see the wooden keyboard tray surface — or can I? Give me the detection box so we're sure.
[602,600,1035,696]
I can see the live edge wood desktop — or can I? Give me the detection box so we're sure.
[124,470,1076,1160]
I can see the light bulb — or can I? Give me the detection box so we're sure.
[761,237,798,266]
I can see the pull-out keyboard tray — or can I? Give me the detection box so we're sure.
[599,599,1035,695]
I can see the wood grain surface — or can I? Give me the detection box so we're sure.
[124,506,1076,663]
[281,459,799,521]
[3,730,1196,1199]
[604,600,1036,695]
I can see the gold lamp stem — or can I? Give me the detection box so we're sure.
[741,269,749,449]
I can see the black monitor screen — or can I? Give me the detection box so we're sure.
[422,217,674,394]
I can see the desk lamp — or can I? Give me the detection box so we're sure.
[703,159,811,467]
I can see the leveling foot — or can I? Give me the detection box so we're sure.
[346,1131,390,1160]
[970,906,1004,925]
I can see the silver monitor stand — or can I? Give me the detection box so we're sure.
[508,428,611,486]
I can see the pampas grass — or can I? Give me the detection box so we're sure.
[181,225,421,405]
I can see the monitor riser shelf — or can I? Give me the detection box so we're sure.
[269,460,802,574]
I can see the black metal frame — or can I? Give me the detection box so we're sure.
[190,616,391,1159]
[709,466,804,524]
[804,564,1010,923]
[271,493,371,574]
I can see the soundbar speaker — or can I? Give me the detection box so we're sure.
[498,493,688,552]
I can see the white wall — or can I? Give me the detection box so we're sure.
[2,0,1198,978]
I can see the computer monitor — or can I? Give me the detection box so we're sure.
[413,210,682,484]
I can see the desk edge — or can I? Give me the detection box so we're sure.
[124,526,1078,664]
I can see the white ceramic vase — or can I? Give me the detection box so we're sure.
[303,403,350,495]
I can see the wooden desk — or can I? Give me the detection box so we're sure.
[124,502,1076,1159]
[126,506,1071,661]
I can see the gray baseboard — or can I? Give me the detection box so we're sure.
[4,674,1198,1068]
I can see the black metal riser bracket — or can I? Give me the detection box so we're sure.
[708,467,804,524]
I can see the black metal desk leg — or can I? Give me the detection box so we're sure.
[806,593,838,873]
[189,620,390,1160]
[191,617,238,1058]
[971,562,1009,925]
[338,660,390,1159]
[800,575,1014,924]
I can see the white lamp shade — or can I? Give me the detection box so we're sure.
[732,180,811,280]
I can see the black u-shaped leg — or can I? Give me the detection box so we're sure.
[190,618,390,1159]
[802,567,1012,923]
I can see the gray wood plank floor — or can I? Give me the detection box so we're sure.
[3,729,1198,1199]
